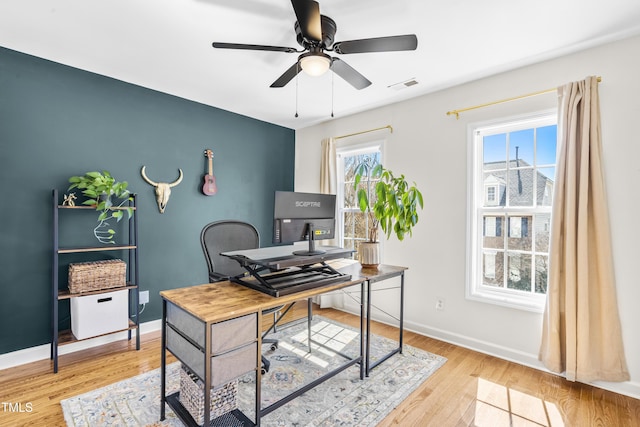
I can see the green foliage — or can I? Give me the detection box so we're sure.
[68,171,134,244]
[354,163,423,242]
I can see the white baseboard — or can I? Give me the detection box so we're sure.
[337,305,640,400]
[0,319,162,371]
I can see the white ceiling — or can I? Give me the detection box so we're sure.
[2,0,640,130]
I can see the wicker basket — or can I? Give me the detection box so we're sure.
[179,364,238,424]
[68,259,127,294]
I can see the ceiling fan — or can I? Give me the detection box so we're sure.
[212,0,418,90]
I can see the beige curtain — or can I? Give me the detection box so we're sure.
[320,137,336,194]
[318,137,338,307]
[539,76,629,382]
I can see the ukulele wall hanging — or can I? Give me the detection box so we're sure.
[202,149,218,195]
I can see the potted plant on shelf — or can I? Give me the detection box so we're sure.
[354,162,423,268]
[67,170,134,244]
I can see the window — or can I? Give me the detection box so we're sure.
[467,111,557,312]
[486,186,496,203]
[336,142,382,252]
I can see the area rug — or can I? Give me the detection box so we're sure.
[61,316,446,426]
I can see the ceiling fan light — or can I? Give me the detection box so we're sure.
[300,54,331,76]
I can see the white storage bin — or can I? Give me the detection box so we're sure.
[71,289,129,339]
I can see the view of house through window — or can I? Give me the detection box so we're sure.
[468,112,557,311]
[336,144,382,253]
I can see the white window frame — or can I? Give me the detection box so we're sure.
[466,110,557,313]
[336,140,384,251]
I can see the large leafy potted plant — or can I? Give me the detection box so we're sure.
[354,162,423,267]
[67,171,134,244]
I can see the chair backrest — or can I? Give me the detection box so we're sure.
[200,220,260,282]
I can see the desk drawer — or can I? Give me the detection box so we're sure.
[167,327,256,387]
[167,302,256,354]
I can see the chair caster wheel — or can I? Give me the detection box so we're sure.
[270,343,278,351]
[261,367,267,375]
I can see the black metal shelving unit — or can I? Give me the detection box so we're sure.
[51,189,140,373]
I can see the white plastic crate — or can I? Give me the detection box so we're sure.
[71,289,129,339]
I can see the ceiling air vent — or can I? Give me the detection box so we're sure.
[388,78,418,91]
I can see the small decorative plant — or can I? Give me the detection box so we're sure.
[354,162,424,243]
[68,171,134,244]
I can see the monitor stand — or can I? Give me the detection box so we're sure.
[293,222,327,256]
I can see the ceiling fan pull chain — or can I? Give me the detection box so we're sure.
[330,69,335,118]
[295,61,299,118]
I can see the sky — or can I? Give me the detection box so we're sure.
[483,125,557,179]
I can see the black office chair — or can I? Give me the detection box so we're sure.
[200,220,282,374]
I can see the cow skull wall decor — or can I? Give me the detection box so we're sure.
[140,166,183,213]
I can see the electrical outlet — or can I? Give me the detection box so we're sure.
[139,290,149,305]
[435,298,445,311]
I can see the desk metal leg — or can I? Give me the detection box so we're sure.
[203,321,212,427]
[365,278,372,377]
[256,310,262,427]
[307,298,313,353]
[360,280,365,380]
[365,271,405,376]
[160,300,167,421]
[399,272,404,354]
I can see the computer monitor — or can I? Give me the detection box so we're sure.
[273,191,336,256]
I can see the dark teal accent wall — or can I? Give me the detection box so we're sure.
[0,47,295,355]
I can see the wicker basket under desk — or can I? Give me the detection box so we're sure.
[68,259,127,294]
[179,364,239,425]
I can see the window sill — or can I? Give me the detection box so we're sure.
[466,287,546,313]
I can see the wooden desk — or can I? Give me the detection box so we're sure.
[160,275,367,426]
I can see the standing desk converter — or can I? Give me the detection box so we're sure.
[220,245,355,297]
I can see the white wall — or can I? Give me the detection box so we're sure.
[295,35,640,398]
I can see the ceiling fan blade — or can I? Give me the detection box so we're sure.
[290,0,322,42]
[212,42,298,53]
[333,34,418,54]
[270,62,302,88]
[331,58,371,90]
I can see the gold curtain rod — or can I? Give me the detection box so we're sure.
[446,77,602,119]
[334,125,393,140]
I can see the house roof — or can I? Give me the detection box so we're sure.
[484,160,554,206]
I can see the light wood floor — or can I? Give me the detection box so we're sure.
[1,304,638,427]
